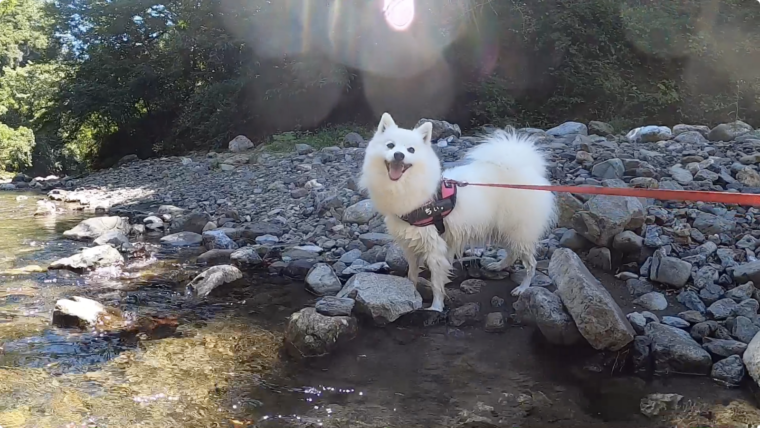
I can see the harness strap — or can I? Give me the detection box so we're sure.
[399,179,458,235]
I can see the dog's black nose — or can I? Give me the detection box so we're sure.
[393,152,405,161]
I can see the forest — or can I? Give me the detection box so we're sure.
[1,0,760,174]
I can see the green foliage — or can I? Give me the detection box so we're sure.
[0,122,35,171]
[264,124,371,153]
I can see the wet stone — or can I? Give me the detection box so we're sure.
[484,312,506,333]
[711,355,745,386]
[315,296,355,317]
[449,302,481,327]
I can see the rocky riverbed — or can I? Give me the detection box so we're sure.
[4,119,760,427]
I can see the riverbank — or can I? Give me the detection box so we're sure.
[3,119,760,427]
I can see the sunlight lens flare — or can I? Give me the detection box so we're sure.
[383,0,415,31]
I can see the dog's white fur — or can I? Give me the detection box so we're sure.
[359,113,557,312]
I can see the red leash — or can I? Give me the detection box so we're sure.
[451,181,760,207]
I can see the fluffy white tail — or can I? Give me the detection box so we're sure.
[465,128,550,177]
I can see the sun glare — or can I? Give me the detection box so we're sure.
[383,0,415,31]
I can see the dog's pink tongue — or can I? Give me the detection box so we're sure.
[388,163,405,180]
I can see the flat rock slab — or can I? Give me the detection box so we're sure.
[49,245,125,271]
[337,272,422,325]
[549,248,635,351]
[63,216,130,241]
[187,265,243,298]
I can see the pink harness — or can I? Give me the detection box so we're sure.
[399,179,458,235]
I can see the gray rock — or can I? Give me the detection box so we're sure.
[173,212,211,234]
[556,193,584,228]
[727,282,756,302]
[732,316,760,344]
[336,273,422,325]
[559,229,592,251]
[49,245,125,271]
[692,212,735,235]
[649,253,691,288]
[315,296,355,317]
[733,262,760,287]
[591,158,625,179]
[93,231,129,247]
[513,287,582,345]
[627,278,654,297]
[669,167,693,185]
[449,302,481,327]
[295,143,315,155]
[571,195,645,247]
[646,322,712,375]
[743,330,760,386]
[588,121,614,136]
[414,118,462,140]
[546,121,588,137]
[549,249,634,350]
[229,135,254,152]
[627,312,647,335]
[62,216,130,241]
[736,299,760,319]
[587,247,612,271]
[342,200,377,224]
[284,307,358,358]
[305,263,343,296]
[143,215,164,230]
[484,312,506,333]
[634,292,668,311]
[230,246,263,269]
[160,231,203,247]
[661,316,690,329]
[691,321,720,342]
[711,355,745,386]
[339,249,363,264]
[708,120,752,141]
[678,311,706,324]
[197,249,235,266]
[384,243,408,273]
[358,232,393,248]
[612,231,644,254]
[187,265,243,298]
[707,298,739,320]
[632,336,652,372]
[202,229,239,250]
[626,125,672,143]
[702,338,748,358]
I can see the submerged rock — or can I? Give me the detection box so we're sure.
[186,265,244,298]
[49,245,125,271]
[62,216,130,241]
[284,307,358,358]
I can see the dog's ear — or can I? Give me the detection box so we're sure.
[416,121,433,145]
[377,112,396,134]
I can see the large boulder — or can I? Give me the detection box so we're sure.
[228,135,254,152]
[646,323,712,375]
[342,199,377,224]
[414,118,461,141]
[172,212,211,234]
[284,307,358,358]
[336,272,422,325]
[571,195,645,247]
[62,216,130,241]
[549,248,635,351]
[49,245,125,271]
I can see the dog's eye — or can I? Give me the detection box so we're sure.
[386,142,395,149]
[407,147,415,154]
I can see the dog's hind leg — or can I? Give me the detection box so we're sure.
[511,245,537,296]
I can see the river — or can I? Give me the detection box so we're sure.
[0,190,756,428]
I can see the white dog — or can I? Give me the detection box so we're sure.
[359,113,557,312]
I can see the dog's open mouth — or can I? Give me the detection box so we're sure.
[386,160,411,181]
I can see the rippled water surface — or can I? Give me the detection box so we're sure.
[0,190,758,428]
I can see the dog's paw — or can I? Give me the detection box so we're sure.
[422,301,446,312]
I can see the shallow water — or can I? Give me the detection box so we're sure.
[0,190,757,428]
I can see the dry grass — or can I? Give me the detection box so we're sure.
[672,399,760,428]
[0,317,282,428]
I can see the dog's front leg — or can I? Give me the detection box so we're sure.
[422,245,452,312]
[401,244,420,285]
